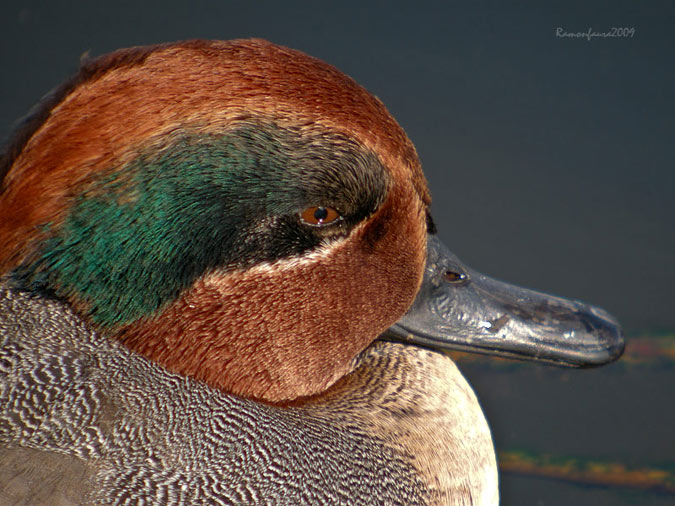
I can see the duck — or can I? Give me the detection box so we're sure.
[0,39,624,505]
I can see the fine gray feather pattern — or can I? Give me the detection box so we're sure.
[0,284,431,505]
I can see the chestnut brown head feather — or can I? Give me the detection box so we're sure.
[0,39,431,402]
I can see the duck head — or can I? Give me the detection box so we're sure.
[0,39,623,403]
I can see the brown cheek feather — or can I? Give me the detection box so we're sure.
[118,182,427,403]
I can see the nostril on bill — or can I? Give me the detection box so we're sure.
[488,314,510,333]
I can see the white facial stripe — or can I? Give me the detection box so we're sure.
[247,236,348,275]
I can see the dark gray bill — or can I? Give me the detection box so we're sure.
[383,235,624,366]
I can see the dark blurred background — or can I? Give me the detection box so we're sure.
[2,2,673,504]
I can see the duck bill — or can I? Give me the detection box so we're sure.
[383,235,625,366]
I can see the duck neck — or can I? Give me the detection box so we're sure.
[300,341,499,506]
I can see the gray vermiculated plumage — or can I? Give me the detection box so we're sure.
[0,284,432,505]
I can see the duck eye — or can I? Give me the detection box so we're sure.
[443,269,468,284]
[300,206,341,227]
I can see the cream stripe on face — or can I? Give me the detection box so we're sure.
[232,233,350,277]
